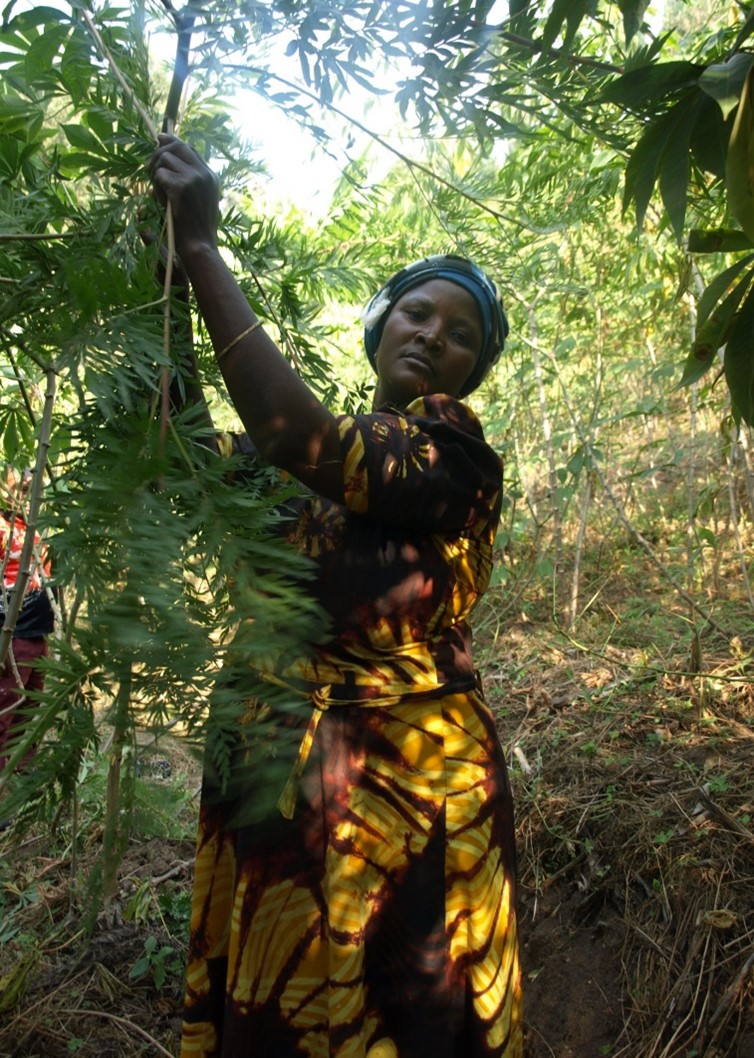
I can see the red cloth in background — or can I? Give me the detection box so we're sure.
[0,636,48,770]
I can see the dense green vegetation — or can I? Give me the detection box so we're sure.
[1,2,753,1053]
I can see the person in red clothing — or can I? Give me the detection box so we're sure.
[0,465,54,772]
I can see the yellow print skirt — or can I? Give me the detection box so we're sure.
[180,688,523,1058]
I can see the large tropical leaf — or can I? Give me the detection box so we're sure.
[598,61,704,110]
[623,93,698,233]
[679,262,754,388]
[699,52,754,121]
[724,284,754,423]
[726,64,754,242]
[687,229,754,254]
[540,0,592,54]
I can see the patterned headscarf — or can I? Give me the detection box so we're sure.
[363,254,509,397]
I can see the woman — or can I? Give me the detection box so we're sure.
[150,135,522,1058]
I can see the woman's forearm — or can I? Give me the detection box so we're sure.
[182,243,344,501]
[149,133,344,500]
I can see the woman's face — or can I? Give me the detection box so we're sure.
[372,279,483,408]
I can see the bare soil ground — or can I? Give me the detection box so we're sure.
[1,610,753,1058]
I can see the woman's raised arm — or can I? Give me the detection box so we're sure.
[149,134,344,502]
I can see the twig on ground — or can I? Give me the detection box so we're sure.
[541,849,588,891]
[626,921,670,960]
[698,789,754,846]
[67,1008,175,1057]
[152,859,192,886]
[6,968,89,1049]
[708,948,754,1030]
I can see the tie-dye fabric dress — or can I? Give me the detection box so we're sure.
[180,394,523,1058]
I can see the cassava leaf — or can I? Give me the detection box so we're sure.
[688,229,754,254]
[62,123,106,155]
[23,21,68,81]
[697,254,754,329]
[0,94,41,136]
[699,52,754,121]
[615,0,650,45]
[4,5,69,30]
[724,285,754,424]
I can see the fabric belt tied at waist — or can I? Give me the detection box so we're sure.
[260,675,411,820]
[276,682,333,819]
[260,671,476,820]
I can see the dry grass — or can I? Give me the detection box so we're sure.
[1,582,753,1057]
[485,593,754,1058]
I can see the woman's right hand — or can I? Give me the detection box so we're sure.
[148,133,220,263]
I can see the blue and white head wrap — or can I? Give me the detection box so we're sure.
[363,254,509,397]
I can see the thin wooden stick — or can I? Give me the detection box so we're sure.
[152,858,192,885]
[160,197,176,458]
[81,6,194,466]
[5,969,89,1050]
[66,1008,175,1058]
[698,789,754,846]
[0,232,80,241]
[80,11,159,140]
[0,325,54,375]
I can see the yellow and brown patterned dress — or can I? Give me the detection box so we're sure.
[181,394,523,1058]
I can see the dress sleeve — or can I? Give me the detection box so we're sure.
[217,433,296,497]
[337,394,503,534]
[217,431,258,463]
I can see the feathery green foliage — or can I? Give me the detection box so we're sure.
[2,0,754,909]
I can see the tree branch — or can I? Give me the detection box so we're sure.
[230,65,545,234]
[162,5,196,132]
[81,11,159,140]
[83,5,196,465]
[66,1009,175,1058]
[0,327,56,385]
[499,31,623,74]
[0,232,80,242]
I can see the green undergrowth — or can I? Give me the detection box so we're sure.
[0,736,200,1051]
